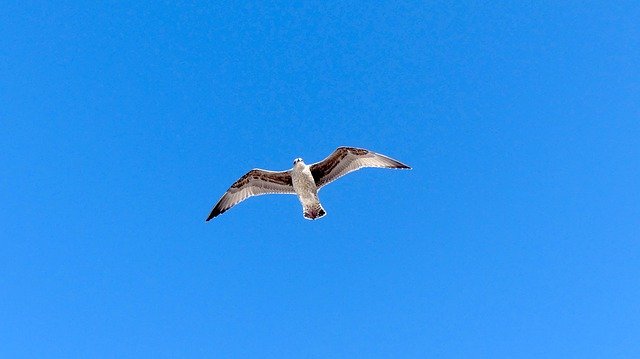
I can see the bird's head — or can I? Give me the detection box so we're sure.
[293,158,304,167]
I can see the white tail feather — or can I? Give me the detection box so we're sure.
[303,202,326,220]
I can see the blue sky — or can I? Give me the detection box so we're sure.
[1,1,639,357]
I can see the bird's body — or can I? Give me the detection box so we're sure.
[291,161,326,219]
[206,146,410,221]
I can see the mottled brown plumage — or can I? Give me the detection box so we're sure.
[310,147,410,188]
[231,169,292,189]
[206,169,294,221]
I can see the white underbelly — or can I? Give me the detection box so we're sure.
[292,168,318,203]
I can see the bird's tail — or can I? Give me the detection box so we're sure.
[303,201,326,220]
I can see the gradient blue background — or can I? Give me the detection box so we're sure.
[1,1,639,357]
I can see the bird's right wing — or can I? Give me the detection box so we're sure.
[206,169,295,221]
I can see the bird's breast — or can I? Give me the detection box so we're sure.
[292,167,317,196]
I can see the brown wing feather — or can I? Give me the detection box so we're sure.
[206,169,294,221]
[310,147,410,189]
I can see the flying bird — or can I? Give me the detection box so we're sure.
[206,146,411,221]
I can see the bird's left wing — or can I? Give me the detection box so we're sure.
[310,147,411,189]
[206,169,295,221]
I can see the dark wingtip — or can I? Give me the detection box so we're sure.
[206,208,220,222]
[383,155,411,170]
[394,161,411,170]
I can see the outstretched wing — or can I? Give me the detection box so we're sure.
[206,169,295,221]
[310,147,411,189]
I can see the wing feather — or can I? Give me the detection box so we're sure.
[310,147,410,189]
[206,169,295,221]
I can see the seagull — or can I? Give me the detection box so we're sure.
[206,146,411,221]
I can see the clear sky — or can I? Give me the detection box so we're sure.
[1,1,639,358]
